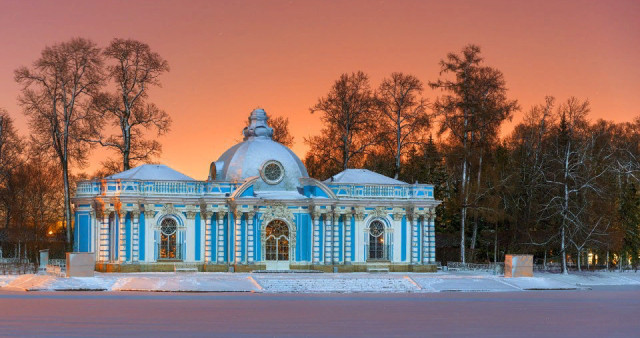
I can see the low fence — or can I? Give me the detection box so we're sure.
[446,262,505,274]
[0,259,37,275]
[534,263,639,272]
[46,259,67,277]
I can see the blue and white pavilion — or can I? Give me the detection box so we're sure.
[73,109,441,272]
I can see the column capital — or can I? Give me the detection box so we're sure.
[144,210,156,219]
[353,206,365,221]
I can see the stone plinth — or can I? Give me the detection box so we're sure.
[504,254,533,277]
[66,252,95,277]
[38,249,49,274]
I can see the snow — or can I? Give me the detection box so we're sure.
[217,137,308,183]
[111,273,258,292]
[325,169,408,185]
[414,274,521,292]
[254,273,416,293]
[254,191,309,200]
[106,164,195,181]
[2,271,639,293]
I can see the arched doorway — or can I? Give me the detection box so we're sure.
[158,218,180,260]
[265,220,290,270]
[368,220,387,261]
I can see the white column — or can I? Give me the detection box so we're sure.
[324,214,332,264]
[185,213,196,262]
[132,211,140,262]
[411,214,419,264]
[423,216,430,264]
[428,216,436,263]
[99,211,110,262]
[234,211,243,264]
[344,214,352,264]
[118,211,127,262]
[217,212,225,263]
[247,211,255,264]
[312,212,321,264]
[204,212,212,262]
[332,214,340,264]
[144,210,155,263]
[354,212,364,263]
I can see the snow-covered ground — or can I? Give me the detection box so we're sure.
[1,270,639,293]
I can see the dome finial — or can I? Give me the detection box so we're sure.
[243,108,274,140]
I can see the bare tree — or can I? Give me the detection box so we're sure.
[91,38,171,171]
[245,114,294,148]
[270,116,294,148]
[376,72,430,179]
[309,71,377,172]
[430,45,518,263]
[537,98,614,273]
[15,38,104,248]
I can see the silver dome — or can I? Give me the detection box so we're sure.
[215,109,308,190]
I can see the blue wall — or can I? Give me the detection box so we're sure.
[125,213,132,261]
[195,212,201,261]
[74,211,91,252]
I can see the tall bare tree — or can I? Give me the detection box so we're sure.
[15,38,104,248]
[308,71,377,173]
[376,72,430,179]
[430,45,518,263]
[92,38,171,171]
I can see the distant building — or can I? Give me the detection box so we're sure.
[73,109,441,272]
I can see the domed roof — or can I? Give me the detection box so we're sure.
[215,109,308,190]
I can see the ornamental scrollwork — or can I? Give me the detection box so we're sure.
[370,206,388,219]
[260,203,295,226]
[161,203,179,217]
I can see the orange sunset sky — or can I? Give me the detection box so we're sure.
[1,0,638,180]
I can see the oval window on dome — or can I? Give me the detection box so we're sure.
[261,160,285,184]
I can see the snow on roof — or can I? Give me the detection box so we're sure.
[254,191,310,200]
[105,164,195,181]
[324,169,407,185]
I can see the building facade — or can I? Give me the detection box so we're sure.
[73,109,441,272]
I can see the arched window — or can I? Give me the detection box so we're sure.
[265,220,289,261]
[159,218,179,260]
[368,220,387,261]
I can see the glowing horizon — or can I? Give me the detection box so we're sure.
[0,0,638,179]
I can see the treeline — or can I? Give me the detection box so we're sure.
[1,39,638,271]
[304,45,640,273]
[0,37,170,259]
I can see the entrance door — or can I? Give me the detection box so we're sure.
[265,220,290,270]
[367,220,387,261]
[159,218,180,260]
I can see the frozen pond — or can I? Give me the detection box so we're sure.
[1,287,639,337]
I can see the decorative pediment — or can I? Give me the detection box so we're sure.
[261,203,295,225]
[369,206,388,219]
[161,203,179,216]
